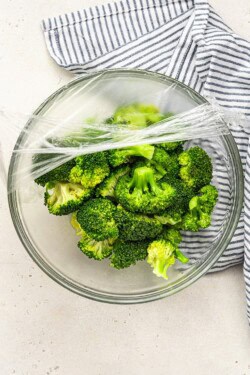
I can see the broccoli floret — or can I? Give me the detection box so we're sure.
[159,141,184,152]
[44,182,92,215]
[181,185,218,231]
[71,212,114,260]
[76,198,118,241]
[180,212,200,232]
[110,103,166,128]
[163,228,182,245]
[108,144,155,167]
[198,185,219,212]
[147,229,189,279]
[96,165,130,199]
[33,155,75,186]
[151,147,180,178]
[155,207,183,226]
[115,166,175,214]
[78,232,114,260]
[169,143,184,155]
[130,159,162,180]
[163,228,189,264]
[69,152,110,189]
[178,146,213,190]
[161,176,194,212]
[114,205,163,241]
[110,240,149,269]
[147,227,189,279]
[147,239,176,279]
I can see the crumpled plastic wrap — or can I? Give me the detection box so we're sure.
[3,70,249,194]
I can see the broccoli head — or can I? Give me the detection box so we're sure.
[160,175,194,212]
[110,240,149,269]
[147,227,189,279]
[151,147,180,178]
[147,239,176,279]
[130,159,160,180]
[181,184,218,231]
[114,205,163,241]
[163,228,182,245]
[198,185,219,212]
[76,198,119,241]
[78,232,114,260]
[33,155,75,186]
[155,206,183,226]
[115,166,175,214]
[69,152,110,189]
[71,212,114,260]
[108,144,155,167]
[180,212,200,232]
[162,228,189,263]
[110,103,166,128]
[159,141,184,152]
[96,165,130,199]
[44,182,92,215]
[178,146,212,190]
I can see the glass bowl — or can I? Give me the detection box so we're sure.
[8,69,243,303]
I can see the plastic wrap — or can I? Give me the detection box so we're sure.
[1,102,230,191]
[3,70,249,194]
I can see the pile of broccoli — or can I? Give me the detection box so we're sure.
[34,103,218,280]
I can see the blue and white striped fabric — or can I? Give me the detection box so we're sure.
[42,0,250,321]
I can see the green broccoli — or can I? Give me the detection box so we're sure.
[198,185,219,212]
[33,155,75,186]
[110,103,166,128]
[114,205,163,241]
[76,198,119,241]
[178,146,212,190]
[163,228,182,245]
[78,233,114,260]
[151,147,180,178]
[69,152,110,189]
[159,141,184,152]
[44,182,92,215]
[181,185,218,231]
[71,212,114,260]
[110,240,149,269]
[155,207,183,226]
[96,165,130,199]
[163,228,189,263]
[130,159,160,179]
[147,227,189,279]
[168,143,184,155]
[147,239,176,279]
[34,102,218,280]
[108,144,155,167]
[160,175,194,213]
[115,166,176,214]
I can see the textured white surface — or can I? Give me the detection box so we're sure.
[0,1,250,374]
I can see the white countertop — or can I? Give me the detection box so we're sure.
[0,1,250,374]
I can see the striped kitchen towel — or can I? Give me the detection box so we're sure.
[42,0,250,321]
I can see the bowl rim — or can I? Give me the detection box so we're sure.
[7,68,244,304]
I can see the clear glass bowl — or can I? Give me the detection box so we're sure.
[8,69,243,303]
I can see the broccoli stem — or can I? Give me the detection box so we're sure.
[174,249,189,264]
[128,166,160,194]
